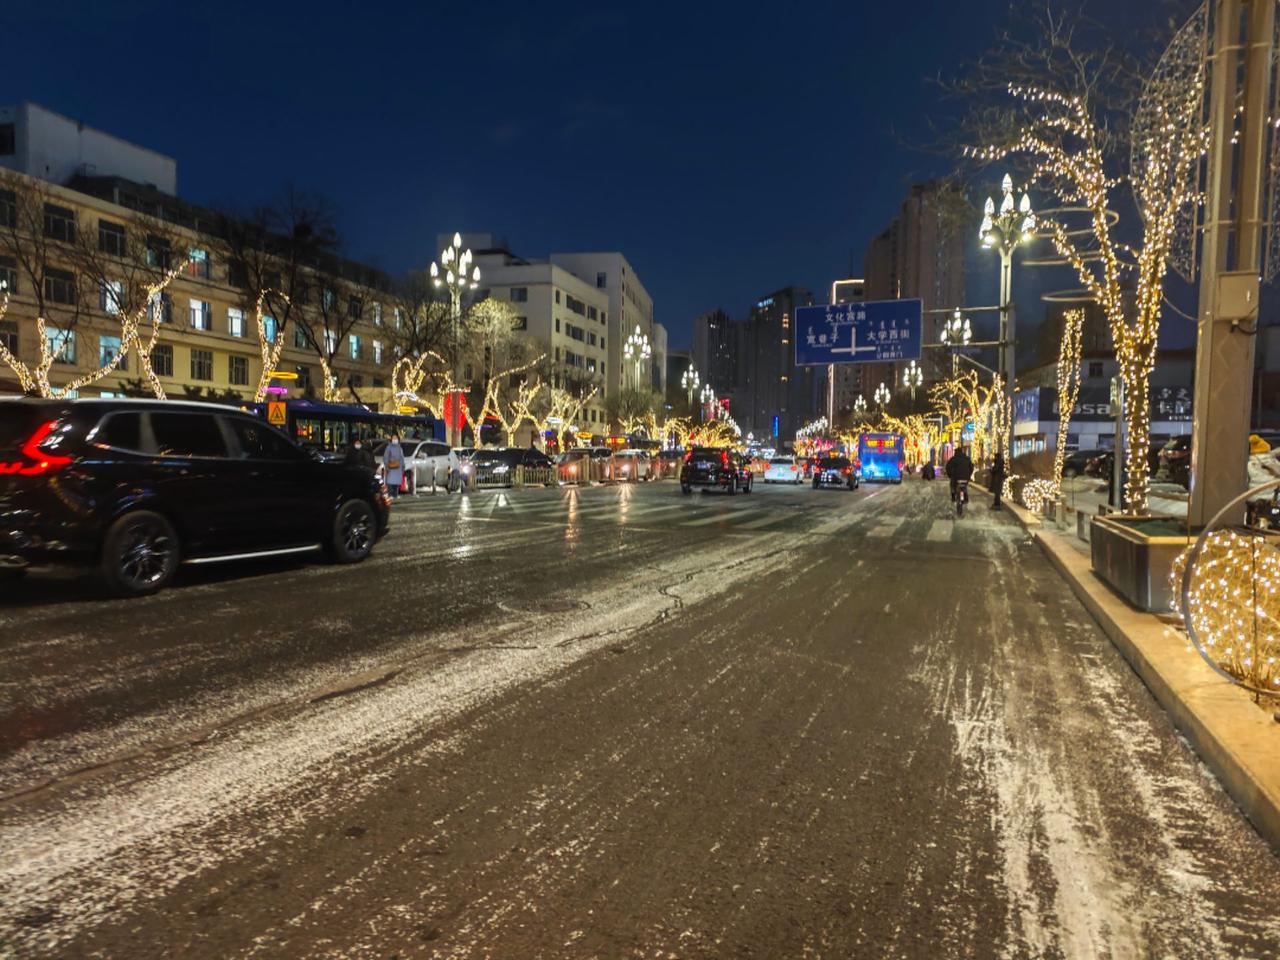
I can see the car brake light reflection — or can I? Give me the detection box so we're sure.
[1,420,73,476]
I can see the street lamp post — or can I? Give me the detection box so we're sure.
[430,232,479,449]
[874,382,890,409]
[941,307,972,377]
[681,364,700,410]
[699,383,716,421]
[623,325,652,391]
[979,174,1034,449]
[853,394,867,416]
[902,360,923,402]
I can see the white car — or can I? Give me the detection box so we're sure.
[763,456,803,484]
[375,438,461,493]
[613,450,651,482]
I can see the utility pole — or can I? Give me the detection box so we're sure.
[1189,0,1275,526]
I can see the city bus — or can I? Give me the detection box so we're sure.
[858,432,905,484]
[246,399,442,458]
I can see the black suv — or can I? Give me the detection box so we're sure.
[680,447,753,495]
[812,455,859,490]
[0,399,390,596]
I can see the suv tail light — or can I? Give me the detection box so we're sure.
[683,450,693,463]
[721,450,729,468]
[0,420,73,476]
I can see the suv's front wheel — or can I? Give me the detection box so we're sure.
[101,510,179,597]
[331,499,376,563]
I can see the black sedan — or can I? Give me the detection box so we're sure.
[680,447,753,495]
[812,455,860,490]
[0,398,390,596]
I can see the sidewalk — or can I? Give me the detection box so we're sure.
[1057,475,1190,521]
[992,489,1280,852]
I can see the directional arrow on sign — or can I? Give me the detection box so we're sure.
[830,325,877,357]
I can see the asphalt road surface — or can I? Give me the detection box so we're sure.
[3,478,1279,959]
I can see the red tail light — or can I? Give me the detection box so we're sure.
[0,420,73,476]
[721,450,729,468]
[683,450,693,463]
[842,467,851,475]
[790,464,797,472]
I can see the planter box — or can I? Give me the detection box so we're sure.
[1089,516,1191,613]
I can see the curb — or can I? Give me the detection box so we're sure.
[1000,492,1280,852]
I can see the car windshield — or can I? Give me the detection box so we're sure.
[472,448,521,465]
[820,457,851,468]
[769,458,793,465]
[689,447,724,459]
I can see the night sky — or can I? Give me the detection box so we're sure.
[7,1,1201,351]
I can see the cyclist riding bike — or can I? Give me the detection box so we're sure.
[945,446,974,504]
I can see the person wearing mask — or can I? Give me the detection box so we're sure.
[945,445,974,504]
[382,433,406,500]
[990,451,1007,509]
[344,435,375,472]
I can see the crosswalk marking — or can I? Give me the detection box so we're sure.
[737,512,790,530]
[927,520,953,542]
[868,519,903,538]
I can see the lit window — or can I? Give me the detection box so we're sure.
[99,280,123,315]
[228,307,245,337]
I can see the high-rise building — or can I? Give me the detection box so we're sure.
[736,287,820,441]
[863,180,968,397]
[692,308,736,397]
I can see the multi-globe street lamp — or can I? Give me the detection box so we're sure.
[942,308,973,376]
[430,232,480,448]
[699,383,716,421]
[681,364,700,409]
[853,395,867,416]
[623,325,652,391]
[902,360,923,401]
[979,174,1034,445]
[874,382,891,408]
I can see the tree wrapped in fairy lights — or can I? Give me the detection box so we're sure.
[965,6,1208,514]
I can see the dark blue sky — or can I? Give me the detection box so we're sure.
[11,0,1099,349]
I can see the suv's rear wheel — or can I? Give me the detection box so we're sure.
[727,475,738,496]
[102,510,178,597]
[331,499,376,563]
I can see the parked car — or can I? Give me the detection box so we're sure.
[470,447,555,486]
[613,449,652,482]
[764,457,804,484]
[1060,448,1104,479]
[1155,435,1192,487]
[0,398,390,596]
[400,439,461,492]
[556,449,593,483]
[812,455,860,491]
[1086,447,1161,480]
[680,447,753,495]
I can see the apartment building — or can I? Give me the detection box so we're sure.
[0,104,396,403]
[467,239,611,433]
[549,252,656,397]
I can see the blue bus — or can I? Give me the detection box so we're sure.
[858,432,905,484]
[246,399,442,457]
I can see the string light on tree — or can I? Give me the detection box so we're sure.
[1051,308,1086,494]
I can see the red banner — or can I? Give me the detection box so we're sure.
[443,391,469,431]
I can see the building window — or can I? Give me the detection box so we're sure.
[348,334,362,360]
[566,295,586,316]
[229,355,249,385]
[0,189,15,229]
[586,358,596,373]
[44,268,76,305]
[349,373,363,388]
[191,347,213,381]
[324,330,337,355]
[322,288,335,310]
[263,315,277,343]
[347,297,362,320]
[372,302,382,326]
[48,328,75,364]
[294,325,309,349]
[145,236,171,270]
[0,320,18,355]
[596,272,607,288]
[99,219,127,257]
[588,306,597,320]
[0,123,13,156]
[372,339,383,364]
[148,291,173,324]
[510,287,528,302]
[150,343,174,377]
[588,332,596,346]
[190,299,211,330]
[98,279,123,315]
[555,318,561,333]
[99,335,126,371]
[600,337,605,350]
[555,290,561,304]
[513,316,528,330]
[394,307,403,329]
[0,256,16,295]
[296,364,311,389]
[1088,361,1104,378]
[186,247,211,279]
[43,204,76,243]
[228,306,245,337]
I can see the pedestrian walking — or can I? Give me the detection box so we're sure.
[990,452,1007,510]
[383,433,405,500]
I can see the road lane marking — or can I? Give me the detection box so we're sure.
[868,519,904,538]
[736,512,790,530]
[927,520,953,542]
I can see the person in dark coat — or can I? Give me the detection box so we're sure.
[990,452,1007,509]
[344,436,375,472]
[945,446,974,504]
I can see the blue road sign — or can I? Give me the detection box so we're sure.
[794,298,923,366]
